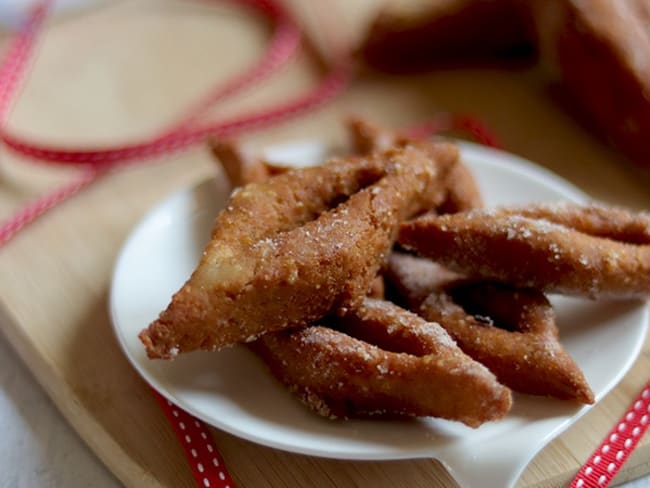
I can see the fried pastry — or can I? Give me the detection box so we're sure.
[347,116,412,155]
[359,0,532,72]
[211,135,512,422]
[359,0,650,167]
[209,139,274,187]
[251,297,512,426]
[347,116,483,213]
[530,0,650,167]
[385,253,594,403]
[210,139,290,188]
[140,141,458,358]
[435,161,483,214]
[398,203,650,299]
[367,275,386,299]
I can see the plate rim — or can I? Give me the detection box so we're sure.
[109,140,649,465]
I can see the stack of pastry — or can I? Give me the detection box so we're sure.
[139,118,650,428]
[359,0,650,168]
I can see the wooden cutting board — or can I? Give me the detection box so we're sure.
[0,1,648,487]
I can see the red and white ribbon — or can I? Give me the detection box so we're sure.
[1,2,646,488]
[0,1,350,486]
[569,381,650,488]
[154,393,235,488]
[0,0,352,244]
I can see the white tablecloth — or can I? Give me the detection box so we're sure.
[0,335,118,488]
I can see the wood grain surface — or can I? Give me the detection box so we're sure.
[0,1,648,487]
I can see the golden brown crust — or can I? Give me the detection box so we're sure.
[386,253,594,403]
[346,116,483,213]
[140,142,458,359]
[385,251,463,306]
[498,202,650,244]
[398,203,650,299]
[251,298,512,426]
[210,139,272,187]
[367,275,385,299]
[436,162,483,213]
[346,116,412,155]
[207,134,513,423]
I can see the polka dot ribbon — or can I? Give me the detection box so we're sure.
[569,381,650,488]
[0,1,344,487]
[0,0,352,245]
[1,2,645,488]
[153,393,234,488]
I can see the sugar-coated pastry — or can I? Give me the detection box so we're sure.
[386,253,594,403]
[139,142,458,358]
[399,204,650,299]
[251,297,512,426]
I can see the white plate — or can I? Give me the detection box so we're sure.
[110,141,648,488]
